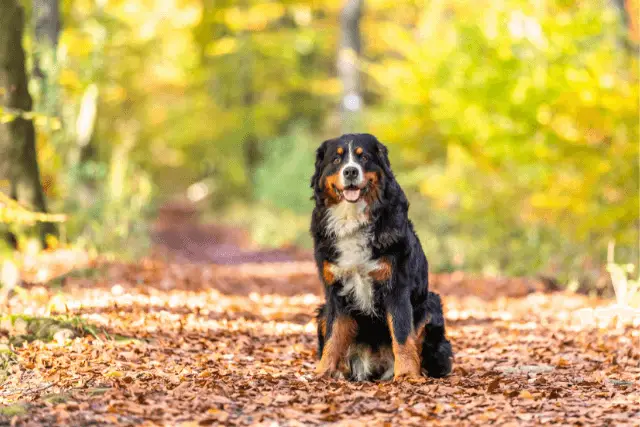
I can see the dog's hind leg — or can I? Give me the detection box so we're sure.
[421,292,453,378]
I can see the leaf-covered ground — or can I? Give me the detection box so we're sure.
[2,259,639,426]
[1,209,639,426]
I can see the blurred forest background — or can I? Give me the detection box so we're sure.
[1,0,639,289]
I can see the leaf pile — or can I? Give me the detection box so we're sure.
[1,267,638,426]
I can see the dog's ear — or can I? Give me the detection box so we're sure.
[376,140,393,177]
[310,140,329,191]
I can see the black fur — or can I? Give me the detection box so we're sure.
[421,292,453,378]
[311,133,453,380]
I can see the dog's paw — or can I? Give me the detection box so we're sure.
[315,366,345,380]
[392,366,422,382]
[392,373,422,382]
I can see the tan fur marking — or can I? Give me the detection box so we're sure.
[387,313,421,380]
[355,146,363,155]
[414,312,433,359]
[369,257,392,282]
[363,171,381,206]
[322,261,336,285]
[364,171,379,183]
[323,173,342,206]
[316,316,357,377]
[337,147,344,155]
[415,322,426,358]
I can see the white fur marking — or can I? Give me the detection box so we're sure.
[339,141,364,188]
[334,229,378,315]
[325,200,369,238]
[325,199,386,315]
[347,344,395,381]
[325,196,389,315]
[380,365,395,381]
[347,344,373,381]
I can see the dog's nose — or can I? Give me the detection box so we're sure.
[343,166,359,181]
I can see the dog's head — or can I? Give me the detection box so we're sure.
[310,134,393,207]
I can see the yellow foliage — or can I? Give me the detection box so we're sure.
[206,38,238,57]
[224,3,285,32]
[0,193,66,224]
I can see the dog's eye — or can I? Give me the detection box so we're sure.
[333,157,341,165]
[361,155,368,162]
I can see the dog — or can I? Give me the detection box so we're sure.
[310,133,453,381]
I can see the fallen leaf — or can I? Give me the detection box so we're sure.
[487,378,501,393]
[519,390,534,399]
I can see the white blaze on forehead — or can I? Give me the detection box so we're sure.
[339,140,364,187]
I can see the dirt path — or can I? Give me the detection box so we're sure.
[150,202,308,265]
[1,204,639,426]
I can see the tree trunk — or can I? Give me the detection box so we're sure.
[32,0,61,113]
[613,0,640,53]
[239,1,261,192]
[0,0,55,245]
[34,0,60,48]
[338,0,364,133]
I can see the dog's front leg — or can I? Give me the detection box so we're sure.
[316,298,356,378]
[386,291,422,380]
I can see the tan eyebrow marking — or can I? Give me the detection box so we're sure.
[355,146,363,155]
[337,147,344,155]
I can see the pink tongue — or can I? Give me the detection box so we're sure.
[343,189,361,202]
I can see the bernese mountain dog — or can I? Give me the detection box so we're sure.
[310,133,453,381]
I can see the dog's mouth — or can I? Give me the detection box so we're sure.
[334,182,372,203]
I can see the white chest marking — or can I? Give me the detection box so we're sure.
[325,200,380,315]
[325,199,369,238]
